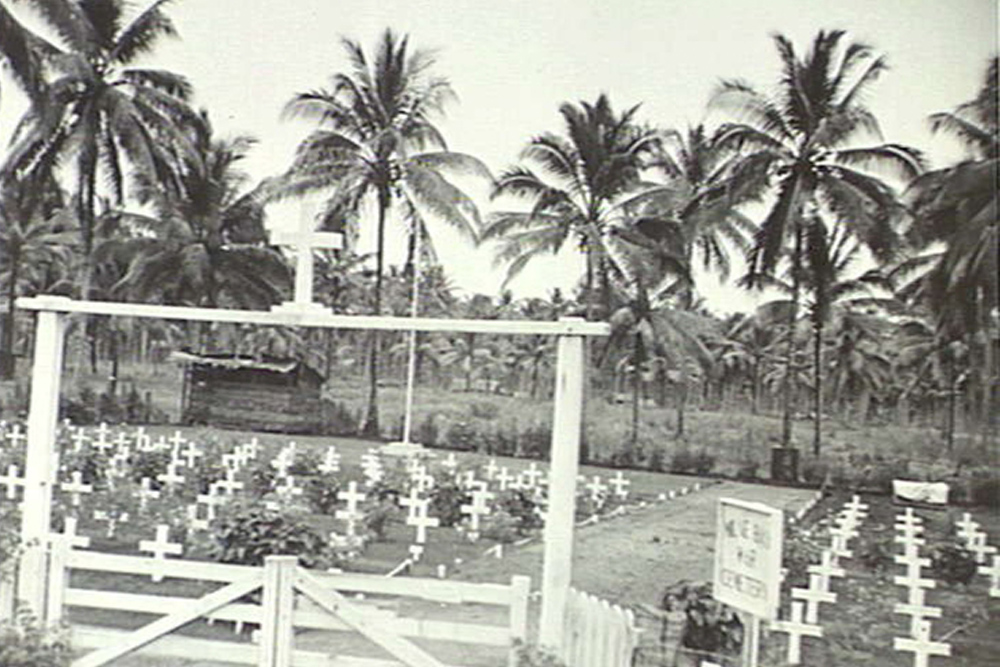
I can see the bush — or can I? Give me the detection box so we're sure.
[469,400,501,421]
[929,543,978,586]
[129,449,171,486]
[304,475,341,515]
[519,423,551,459]
[211,502,334,568]
[363,499,397,542]
[0,610,72,667]
[670,448,715,475]
[417,413,440,447]
[444,421,479,451]
[495,490,542,534]
[321,400,359,436]
[480,510,522,543]
[429,482,472,528]
[513,641,567,667]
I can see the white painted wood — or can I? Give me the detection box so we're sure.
[771,601,822,665]
[295,569,447,667]
[539,321,585,651]
[259,556,296,667]
[71,575,262,667]
[270,208,343,308]
[18,309,67,617]
[791,574,836,624]
[67,550,260,582]
[894,619,950,667]
[807,550,844,591]
[17,295,610,336]
[138,525,183,583]
[978,555,1000,597]
[508,575,531,667]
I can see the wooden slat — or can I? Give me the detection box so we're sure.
[17,296,610,337]
[71,575,262,667]
[308,570,514,606]
[296,569,447,667]
[67,550,260,582]
[73,626,443,667]
[259,557,295,667]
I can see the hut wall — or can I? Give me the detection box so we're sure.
[187,380,322,434]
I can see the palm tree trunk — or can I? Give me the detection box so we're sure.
[362,189,390,437]
[812,320,823,457]
[781,227,803,447]
[751,356,761,415]
[0,251,19,379]
[630,335,641,458]
[676,376,687,439]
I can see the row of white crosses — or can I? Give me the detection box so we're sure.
[892,507,951,667]
[771,495,867,665]
[956,511,1000,598]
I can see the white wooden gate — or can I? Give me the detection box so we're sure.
[561,587,639,667]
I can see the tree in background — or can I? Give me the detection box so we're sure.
[282,28,488,436]
[713,29,923,448]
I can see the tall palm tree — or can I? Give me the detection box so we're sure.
[3,0,195,268]
[484,94,663,320]
[905,57,998,433]
[102,112,289,312]
[712,29,924,447]
[282,28,488,436]
[0,0,55,115]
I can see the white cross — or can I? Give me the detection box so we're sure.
[270,453,293,479]
[967,532,997,564]
[319,446,341,474]
[895,543,931,575]
[609,471,630,499]
[336,481,366,536]
[829,532,853,562]
[70,428,89,453]
[843,495,869,516]
[179,441,203,469]
[807,550,845,591]
[460,487,494,537]
[53,516,91,550]
[138,524,183,582]
[133,426,151,451]
[241,438,260,461]
[893,619,950,667]
[496,467,515,491]
[113,431,130,451]
[977,555,1000,597]
[521,463,544,489]
[896,509,923,531]
[791,573,837,624]
[408,499,440,544]
[196,492,221,522]
[61,471,93,507]
[484,459,499,480]
[91,423,113,453]
[5,423,26,448]
[212,468,244,495]
[0,463,22,500]
[187,504,210,531]
[411,466,434,493]
[441,452,459,472]
[271,209,344,308]
[276,475,304,500]
[771,600,822,665]
[894,567,936,593]
[157,464,186,490]
[894,595,943,638]
[399,487,425,523]
[895,522,925,546]
[585,476,607,502]
[137,477,161,509]
[956,512,980,543]
[168,430,187,451]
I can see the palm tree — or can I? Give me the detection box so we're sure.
[0,0,55,114]
[712,29,924,447]
[103,112,289,313]
[905,57,998,434]
[3,0,195,267]
[0,193,76,377]
[484,94,663,320]
[720,309,783,414]
[282,28,488,436]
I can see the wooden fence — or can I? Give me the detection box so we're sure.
[561,587,639,667]
[32,540,531,667]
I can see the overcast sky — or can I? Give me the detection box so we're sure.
[1,0,996,314]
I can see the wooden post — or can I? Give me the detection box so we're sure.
[18,308,68,617]
[259,556,296,667]
[539,320,584,651]
[508,575,531,667]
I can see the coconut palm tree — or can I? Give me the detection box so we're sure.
[3,0,195,268]
[484,94,663,320]
[905,57,998,433]
[0,0,55,114]
[712,29,924,446]
[103,112,289,312]
[282,28,488,436]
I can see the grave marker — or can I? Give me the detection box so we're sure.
[791,573,836,624]
[407,497,440,544]
[60,471,93,507]
[270,208,343,310]
[770,600,822,665]
[336,481,366,537]
[138,524,182,582]
[977,555,1000,597]
[894,619,950,667]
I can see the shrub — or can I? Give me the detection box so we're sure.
[211,502,334,568]
[513,641,567,667]
[444,421,479,451]
[929,544,978,586]
[321,400,359,436]
[469,400,501,421]
[429,482,472,528]
[304,475,341,515]
[495,490,542,534]
[417,413,440,447]
[129,449,171,486]
[363,499,397,542]
[0,609,72,667]
[670,448,715,475]
[519,423,551,459]
[480,510,522,543]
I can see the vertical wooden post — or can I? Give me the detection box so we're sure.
[508,575,531,667]
[259,556,296,667]
[45,536,68,623]
[18,308,68,616]
[539,320,584,651]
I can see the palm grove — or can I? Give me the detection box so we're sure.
[1,2,996,463]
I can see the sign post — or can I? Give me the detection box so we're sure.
[713,497,784,667]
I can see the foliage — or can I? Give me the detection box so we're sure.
[362,499,397,542]
[781,524,827,588]
[0,609,72,667]
[321,400,361,437]
[670,448,716,475]
[429,481,471,528]
[0,504,20,578]
[469,400,502,421]
[443,420,479,451]
[512,641,567,667]
[967,474,1000,507]
[928,543,978,586]
[211,501,334,568]
[494,490,543,534]
[479,510,523,543]
[856,527,896,577]
[659,580,743,656]
[129,450,171,487]
[303,475,341,515]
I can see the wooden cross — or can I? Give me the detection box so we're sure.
[807,550,845,591]
[408,499,440,544]
[967,532,997,564]
[771,600,822,665]
[137,477,161,509]
[212,468,244,496]
[318,446,341,474]
[521,463,545,489]
[843,495,869,516]
[168,430,187,452]
[276,475,304,501]
[460,487,494,537]
[270,453,293,479]
[956,513,980,543]
[893,619,950,667]
[336,481,366,537]
[895,543,931,575]
[186,504,210,531]
[240,438,260,461]
[484,459,499,480]
[157,464,186,490]
[791,573,836,624]
[895,522,925,546]
[894,568,936,593]
[271,210,343,309]
[179,441,203,468]
[0,463,22,500]
[90,423,113,454]
[196,492,221,521]
[399,487,424,523]
[894,595,943,638]
[829,532,853,561]
[138,524,183,582]
[977,555,1000,597]
[61,471,93,507]
[5,423,26,448]
[896,509,923,530]
[70,428,90,453]
[441,452,459,472]
[609,471,630,498]
[496,467,515,491]
[585,476,607,502]
[411,466,434,493]
[53,516,91,550]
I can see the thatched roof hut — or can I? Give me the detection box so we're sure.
[172,352,324,434]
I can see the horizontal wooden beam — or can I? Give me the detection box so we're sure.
[16,296,609,337]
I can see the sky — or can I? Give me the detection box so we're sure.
[1,0,997,315]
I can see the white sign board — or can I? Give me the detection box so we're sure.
[713,497,783,620]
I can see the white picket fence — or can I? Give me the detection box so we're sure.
[562,587,639,667]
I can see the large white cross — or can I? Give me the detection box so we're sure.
[61,471,93,507]
[139,524,183,582]
[967,532,997,564]
[771,600,822,665]
[5,423,27,448]
[461,487,495,537]
[336,481,366,536]
[893,619,950,667]
[978,555,1000,597]
[791,573,836,624]
[807,549,845,591]
[408,499,440,544]
[271,209,343,309]
[0,463,22,500]
[609,471,630,499]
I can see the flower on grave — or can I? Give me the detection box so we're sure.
[0,504,22,578]
[327,531,366,560]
